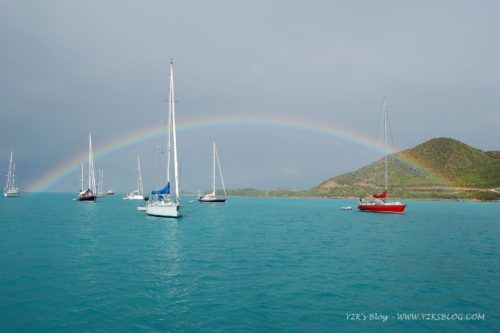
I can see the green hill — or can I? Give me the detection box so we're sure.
[312,138,500,200]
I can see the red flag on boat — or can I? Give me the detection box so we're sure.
[373,190,387,199]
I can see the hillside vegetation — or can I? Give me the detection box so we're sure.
[225,138,500,201]
[312,138,500,200]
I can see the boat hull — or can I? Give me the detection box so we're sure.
[146,202,181,218]
[77,195,96,202]
[123,194,144,200]
[358,202,406,214]
[198,198,226,203]
[4,190,19,197]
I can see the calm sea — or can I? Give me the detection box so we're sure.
[0,194,498,332]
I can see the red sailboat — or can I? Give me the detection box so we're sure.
[358,98,407,214]
[358,189,407,213]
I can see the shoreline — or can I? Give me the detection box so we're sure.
[18,191,500,203]
[222,194,500,203]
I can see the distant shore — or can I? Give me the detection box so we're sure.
[193,190,500,203]
[16,191,499,202]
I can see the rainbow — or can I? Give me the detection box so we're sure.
[28,113,452,192]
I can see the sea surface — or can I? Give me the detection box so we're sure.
[0,193,498,332]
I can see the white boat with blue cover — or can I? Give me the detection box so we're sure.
[146,59,182,218]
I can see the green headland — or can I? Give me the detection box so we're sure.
[227,138,500,201]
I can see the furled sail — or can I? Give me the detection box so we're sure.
[152,182,170,195]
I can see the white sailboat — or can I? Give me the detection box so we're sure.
[77,133,97,201]
[198,141,227,203]
[4,151,19,197]
[96,170,105,197]
[124,154,144,200]
[145,59,181,218]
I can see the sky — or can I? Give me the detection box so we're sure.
[1,0,499,193]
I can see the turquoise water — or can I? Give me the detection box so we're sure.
[0,194,498,332]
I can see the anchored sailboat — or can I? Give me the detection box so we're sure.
[124,154,144,200]
[145,59,181,218]
[4,151,19,197]
[77,134,97,202]
[96,170,105,197]
[358,98,407,213]
[198,141,227,203]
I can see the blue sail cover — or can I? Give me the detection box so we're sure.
[152,182,170,195]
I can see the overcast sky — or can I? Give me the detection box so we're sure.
[1,0,499,193]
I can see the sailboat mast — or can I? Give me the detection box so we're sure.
[215,144,227,198]
[383,98,388,190]
[88,133,96,192]
[212,142,216,196]
[166,64,173,186]
[170,59,180,200]
[12,162,16,188]
[98,170,103,194]
[7,151,13,190]
[88,134,92,190]
[137,154,143,194]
